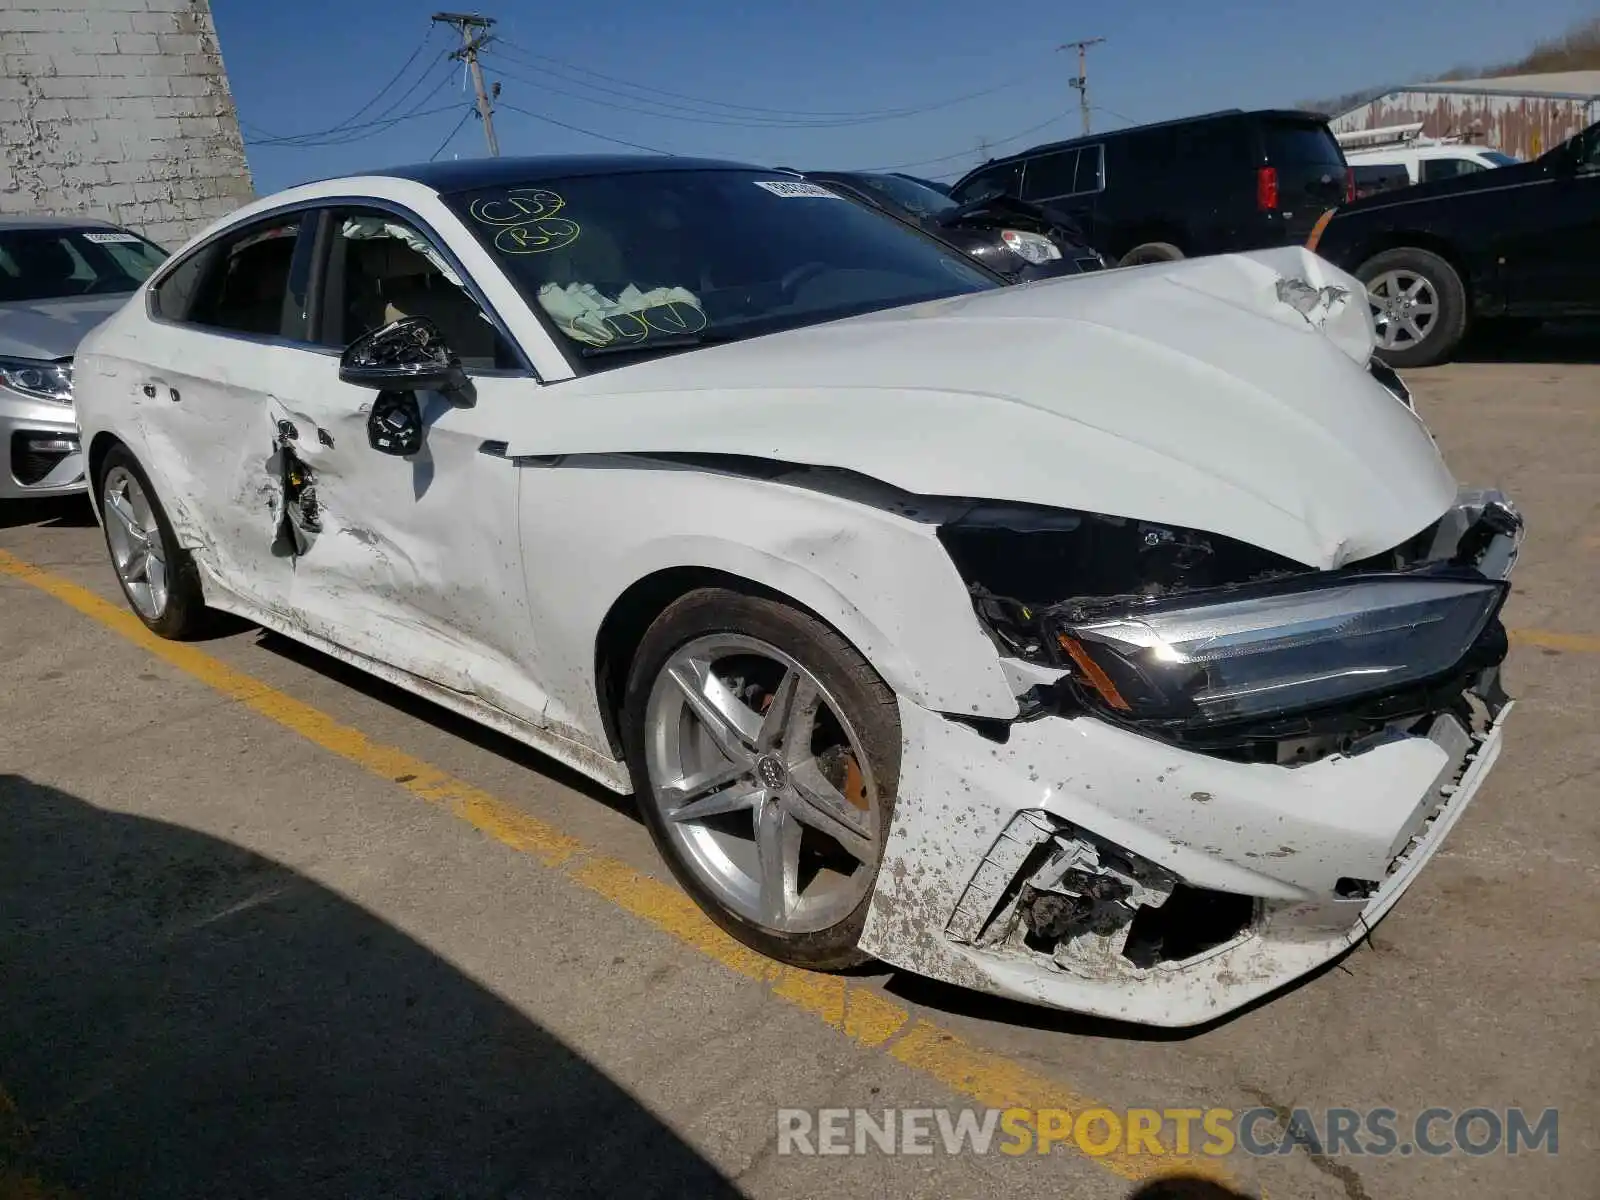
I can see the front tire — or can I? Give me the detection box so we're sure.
[1359,247,1468,368]
[622,588,901,970]
[96,445,208,639]
[1120,241,1185,266]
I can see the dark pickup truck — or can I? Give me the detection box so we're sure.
[1312,118,1600,367]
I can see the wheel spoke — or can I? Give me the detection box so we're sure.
[145,552,169,614]
[105,489,146,546]
[661,757,750,808]
[755,798,802,925]
[783,760,875,865]
[668,782,764,825]
[1400,317,1427,343]
[756,668,799,750]
[667,661,758,767]
[1404,276,1429,299]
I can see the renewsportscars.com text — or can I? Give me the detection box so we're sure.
[775,1106,1559,1158]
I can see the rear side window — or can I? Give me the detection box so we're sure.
[1262,123,1345,167]
[1353,164,1410,197]
[1420,157,1485,183]
[153,215,305,338]
[1075,145,1105,193]
[1021,149,1079,201]
[951,161,1023,203]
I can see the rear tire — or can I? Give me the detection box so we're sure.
[1120,241,1185,266]
[1358,247,1468,368]
[95,444,209,639]
[622,588,901,970]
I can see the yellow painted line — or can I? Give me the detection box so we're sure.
[0,550,1244,1186]
[1510,628,1600,655]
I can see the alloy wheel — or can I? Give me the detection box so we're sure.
[1367,269,1439,352]
[642,634,883,934]
[102,465,169,620]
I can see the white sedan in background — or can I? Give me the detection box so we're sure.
[72,156,1522,1026]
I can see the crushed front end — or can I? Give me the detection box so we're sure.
[860,488,1522,1026]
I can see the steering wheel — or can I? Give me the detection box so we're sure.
[777,261,829,300]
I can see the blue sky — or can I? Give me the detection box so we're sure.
[217,0,1598,194]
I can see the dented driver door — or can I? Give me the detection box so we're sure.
[257,356,553,729]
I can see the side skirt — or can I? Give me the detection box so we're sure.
[201,585,634,795]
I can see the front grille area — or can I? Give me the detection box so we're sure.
[10,430,80,486]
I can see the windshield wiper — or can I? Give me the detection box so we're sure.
[577,331,737,358]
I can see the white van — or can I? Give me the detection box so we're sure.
[1337,124,1520,197]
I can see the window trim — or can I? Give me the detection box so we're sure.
[1019,142,1107,203]
[302,197,536,378]
[146,205,315,347]
[144,196,537,379]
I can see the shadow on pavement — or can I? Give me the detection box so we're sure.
[1127,1178,1257,1199]
[1455,320,1600,365]
[0,495,97,531]
[250,630,640,823]
[0,774,742,1200]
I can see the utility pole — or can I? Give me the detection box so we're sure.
[1060,36,1105,137]
[432,11,499,156]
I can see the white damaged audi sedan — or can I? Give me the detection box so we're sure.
[72,156,1523,1026]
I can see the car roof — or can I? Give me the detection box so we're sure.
[955,108,1328,177]
[0,214,121,231]
[359,154,772,194]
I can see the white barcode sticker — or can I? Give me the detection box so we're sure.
[82,231,140,244]
[753,180,842,199]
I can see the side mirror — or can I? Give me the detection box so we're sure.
[367,391,423,457]
[339,316,474,407]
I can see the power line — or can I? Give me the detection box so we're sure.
[242,27,440,144]
[864,111,1072,172]
[491,38,1034,126]
[242,98,461,151]
[483,54,911,130]
[493,99,671,154]
[247,60,455,147]
[430,105,476,160]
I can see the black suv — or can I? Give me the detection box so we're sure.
[802,169,1108,282]
[1312,119,1600,367]
[949,109,1352,267]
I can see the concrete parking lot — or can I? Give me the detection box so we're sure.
[2,341,1596,1199]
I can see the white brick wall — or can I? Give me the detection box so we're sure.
[0,0,253,250]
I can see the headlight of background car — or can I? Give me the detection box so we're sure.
[1000,229,1062,265]
[1056,573,1505,726]
[0,357,74,405]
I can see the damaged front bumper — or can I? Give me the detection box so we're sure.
[859,490,1522,1026]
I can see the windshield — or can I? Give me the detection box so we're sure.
[446,169,996,367]
[0,227,167,303]
[846,173,960,218]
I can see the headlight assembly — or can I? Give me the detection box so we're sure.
[1000,229,1063,265]
[0,357,74,404]
[1056,571,1506,727]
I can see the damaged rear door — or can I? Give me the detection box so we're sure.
[257,204,554,728]
[133,210,316,614]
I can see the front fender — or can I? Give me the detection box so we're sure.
[517,459,1021,745]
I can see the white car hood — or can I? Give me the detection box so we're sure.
[511,247,1457,568]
